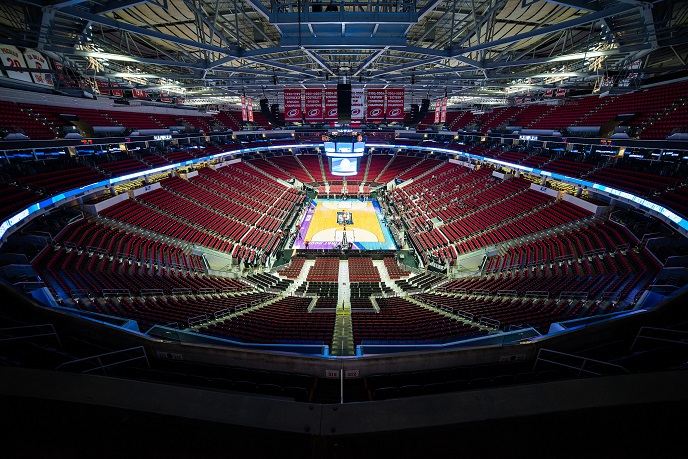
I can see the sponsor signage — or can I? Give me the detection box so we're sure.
[132,88,147,98]
[304,88,323,122]
[284,88,302,122]
[366,88,385,122]
[386,88,404,121]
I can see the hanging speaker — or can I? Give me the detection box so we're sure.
[260,98,283,127]
[405,99,430,126]
[337,83,351,123]
[409,103,419,119]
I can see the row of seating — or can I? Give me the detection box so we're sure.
[348,257,381,282]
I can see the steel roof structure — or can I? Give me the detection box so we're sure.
[1,0,687,108]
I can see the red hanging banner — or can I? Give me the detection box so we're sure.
[132,88,147,98]
[241,95,247,121]
[544,89,553,98]
[556,88,567,97]
[440,97,447,123]
[304,88,323,122]
[434,100,441,123]
[351,88,364,121]
[324,87,338,121]
[366,89,385,122]
[283,89,302,122]
[385,88,404,121]
[247,98,254,122]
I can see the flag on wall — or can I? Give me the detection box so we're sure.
[23,49,53,87]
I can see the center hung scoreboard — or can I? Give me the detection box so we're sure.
[323,135,365,177]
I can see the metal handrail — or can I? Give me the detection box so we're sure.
[0,324,62,347]
[56,346,149,374]
[534,348,629,377]
[631,326,688,351]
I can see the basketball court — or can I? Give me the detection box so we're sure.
[292,199,397,251]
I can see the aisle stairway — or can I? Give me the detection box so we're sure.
[285,259,314,295]
[331,259,355,356]
[373,259,405,296]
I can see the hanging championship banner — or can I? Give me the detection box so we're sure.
[0,45,32,83]
[434,100,441,123]
[283,88,302,122]
[132,88,147,98]
[304,88,323,122]
[241,95,247,121]
[440,97,447,123]
[324,87,338,121]
[247,98,254,122]
[366,88,385,122]
[386,88,404,121]
[23,49,53,87]
[351,88,364,121]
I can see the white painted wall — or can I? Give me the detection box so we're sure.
[131,182,161,197]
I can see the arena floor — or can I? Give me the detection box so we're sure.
[292,199,397,251]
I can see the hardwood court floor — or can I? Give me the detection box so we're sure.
[304,200,385,244]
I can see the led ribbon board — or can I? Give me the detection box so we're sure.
[2,142,686,239]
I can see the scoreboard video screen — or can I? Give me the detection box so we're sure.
[330,157,359,176]
[325,135,364,177]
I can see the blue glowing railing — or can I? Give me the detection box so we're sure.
[2,142,686,241]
